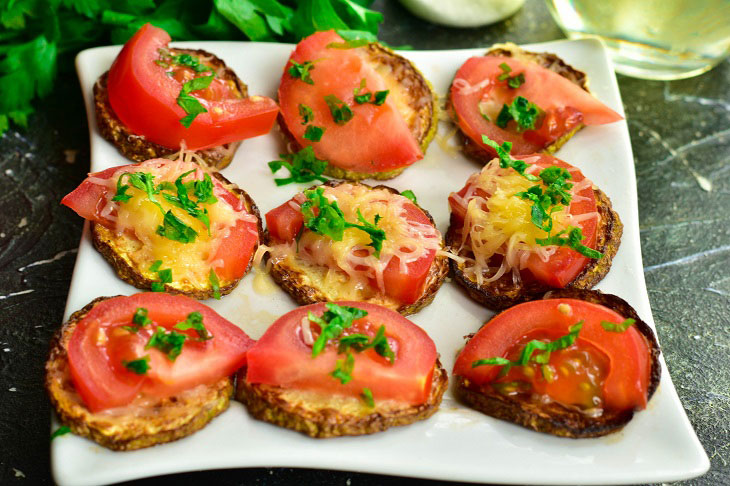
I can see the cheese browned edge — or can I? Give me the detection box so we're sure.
[446,42,591,163]
[277,42,439,181]
[265,180,449,316]
[94,48,246,169]
[236,359,447,438]
[446,186,623,310]
[92,169,263,300]
[45,296,233,451]
[454,289,661,438]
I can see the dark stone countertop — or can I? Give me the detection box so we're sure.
[0,0,727,484]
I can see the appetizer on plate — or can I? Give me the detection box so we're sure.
[62,156,262,299]
[277,30,437,180]
[237,301,447,438]
[96,23,279,168]
[46,293,255,450]
[453,289,661,438]
[263,181,448,315]
[447,43,622,161]
[446,140,622,309]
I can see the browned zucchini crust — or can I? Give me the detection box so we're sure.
[454,289,661,438]
[277,42,438,181]
[91,170,263,300]
[446,186,623,310]
[446,43,591,163]
[45,297,233,451]
[266,180,449,316]
[236,360,448,438]
[94,48,247,169]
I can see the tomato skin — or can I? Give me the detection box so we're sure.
[265,190,437,305]
[448,153,598,288]
[61,159,259,283]
[106,23,279,151]
[278,31,422,174]
[453,298,651,411]
[68,293,255,412]
[246,302,437,404]
[450,56,622,156]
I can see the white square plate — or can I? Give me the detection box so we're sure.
[54,38,709,486]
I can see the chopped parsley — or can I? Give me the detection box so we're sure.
[300,187,386,257]
[145,327,187,361]
[157,50,214,74]
[149,261,172,292]
[209,268,221,300]
[601,318,636,333]
[324,94,353,125]
[496,62,525,89]
[298,103,314,124]
[175,311,212,340]
[481,136,539,181]
[331,351,355,384]
[308,303,368,357]
[51,425,71,440]
[122,355,151,375]
[495,96,541,131]
[123,307,153,333]
[326,39,371,49]
[472,321,584,374]
[338,325,395,363]
[303,124,325,142]
[289,60,316,84]
[353,79,389,106]
[361,387,375,407]
[400,190,418,204]
[176,74,215,128]
[268,146,329,186]
[535,227,604,259]
[156,210,198,243]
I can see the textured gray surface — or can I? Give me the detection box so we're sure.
[0,0,727,484]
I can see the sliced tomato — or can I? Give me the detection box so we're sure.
[278,30,422,174]
[453,298,652,411]
[106,23,278,151]
[448,153,598,288]
[68,293,255,412]
[246,302,437,404]
[61,158,260,284]
[265,190,437,305]
[450,55,622,156]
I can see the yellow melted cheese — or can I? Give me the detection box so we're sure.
[269,184,442,302]
[451,158,597,286]
[97,158,256,288]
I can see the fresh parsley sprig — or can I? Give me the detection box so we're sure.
[177,74,215,128]
[148,260,172,292]
[123,307,154,333]
[175,311,212,340]
[338,325,395,363]
[289,60,316,84]
[300,187,386,257]
[353,78,388,106]
[324,94,354,125]
[535,227,604,259]
[309,303,369,358]
[481,136,539,181]
[268,146,329,186]
[495,96,541,131]
[601,318,636,332]
[146,327,187,361]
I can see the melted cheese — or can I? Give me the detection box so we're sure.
[97,158,256,287]
[453,159,597,285]
[270,184,441,302]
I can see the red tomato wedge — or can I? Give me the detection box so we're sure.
[448,153,598,288]
[106,23,278,151]
[453,298,652,411]
[68,293,255,412]
[265,187,438,305]
[278,31,422,174]
[61,158,259,283]
[450,55,622,156]
[246,302,437,404]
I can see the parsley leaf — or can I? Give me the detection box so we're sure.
[535,226,604,259]
[353,78,388,105]
[495,96,541,131]
[601,318,636,332]
[123,306,153,333]
[51,425,71,440]
[268,146,329,186]
[145,327,187,361]
[361,387,375,407]
[309,302,368,357]
[298,103,314,124]
[331,351,355,384]
[496,62,525,88]
[481,135,539,181]
[208,268,221,300]
[338,325,395,363]
[288,60,316,84]
[401,189,417,204]
[303,124,325,142]
[177,74,214,128]
[150,266,172,292]
[175,311,212,340]
[122,355,151,375]
[156,210,198,243]
[324,94,353,125]
[354,209,385,258]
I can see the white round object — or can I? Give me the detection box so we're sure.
[399,0,526,27]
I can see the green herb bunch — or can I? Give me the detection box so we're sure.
[0,0,383,136]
